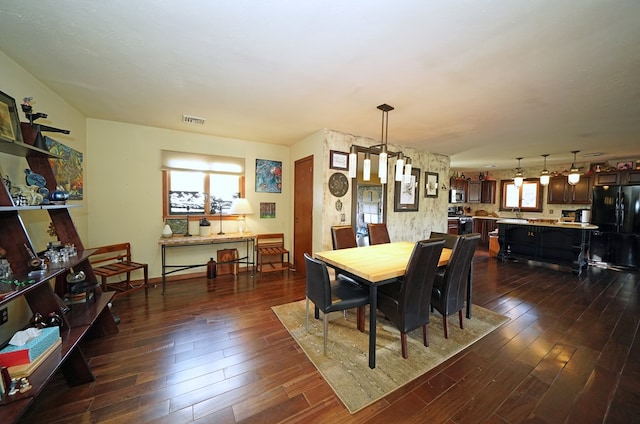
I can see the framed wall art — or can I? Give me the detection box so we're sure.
[617,161,633,171]
[0,90,23,144]
[329,150,348,170]
[260,202,276,218]
[424,172,439,198]
[255,159,282,193]
[45,137,84,200]
[394,167,420,212]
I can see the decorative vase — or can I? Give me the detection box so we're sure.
[162,224,173,238]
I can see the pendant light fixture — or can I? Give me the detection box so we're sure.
[347,104,409,185]
[539,154,550,186]
[513,157,524,187]
[568,150,581,185]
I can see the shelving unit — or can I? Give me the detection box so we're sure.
[0,123,118,423]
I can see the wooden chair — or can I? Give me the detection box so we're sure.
[256,233,289,277]
[331,225,357,250]
[367,223,390,245]
[90,242,148,297]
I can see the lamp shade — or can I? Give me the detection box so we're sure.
[229,198,254,215]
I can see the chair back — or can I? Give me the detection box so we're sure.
[440,233,480,313]
[429,231,458,249]
[331,225,357,250]
[304,253,332,313]
[368,223,391,245]
[398,239,445,327]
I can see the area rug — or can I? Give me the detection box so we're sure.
[272,300,509,414]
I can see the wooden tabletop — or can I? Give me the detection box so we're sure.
[158,232,256,246]
[315,241,451,283]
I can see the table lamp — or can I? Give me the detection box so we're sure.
[229,198,254,233]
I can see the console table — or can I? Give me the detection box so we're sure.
[158,233,256,293]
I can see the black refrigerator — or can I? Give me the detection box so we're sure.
[590,184,640,269]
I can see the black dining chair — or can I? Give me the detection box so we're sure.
[304,253,370,355]
[376,238,445,358]
[367,223,391,245]
[430,233,480,338]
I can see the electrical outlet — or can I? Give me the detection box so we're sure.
[0,307,7,325]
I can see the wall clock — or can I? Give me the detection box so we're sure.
[328,172,349,197]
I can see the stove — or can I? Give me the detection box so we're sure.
[457,216,474,234]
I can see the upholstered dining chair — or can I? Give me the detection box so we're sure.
[304,253,370,355]
[376,238,445,358]
[367,223,391,245]
[428,231,458,249]
[430,233,480,338]
[331,225,358,250]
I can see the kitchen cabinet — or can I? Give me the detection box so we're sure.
[0,123,117,423]
[547,175,592,204]
[467,181,481,203]
[447,218,459,235]
[480,180,496,203]
[449,178,468,192]
[593,170,640,186]
[497,221,592,274]
[473,218,498,246]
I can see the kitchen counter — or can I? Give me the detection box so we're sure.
[497,220,594,274]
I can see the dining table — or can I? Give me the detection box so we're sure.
[314,241,470,369]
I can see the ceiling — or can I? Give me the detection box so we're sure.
[1,1,639,171]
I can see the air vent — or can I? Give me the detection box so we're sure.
[182,114,206,125]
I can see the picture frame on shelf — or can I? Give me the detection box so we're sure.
[166,218,188,235]
[0,90,24,144]
[394,167,420,212]
[329,150,348,170]
[424,172,439,198]
[617,161,633,171]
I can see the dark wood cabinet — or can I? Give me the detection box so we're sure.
[450,178,468,192]
[593,170,640,186]
[547,175,591,204]
[497,222,591,274]
[447,218,459,235]
[480,180,496,203]
[467,181,481,203]
[473,218,498,246]
[0,124,118,423]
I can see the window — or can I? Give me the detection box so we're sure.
[161,150,245,219]
[500,178,543,212]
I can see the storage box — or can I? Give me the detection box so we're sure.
[0,326,60,367]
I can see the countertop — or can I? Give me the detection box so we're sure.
[496,218,598,229]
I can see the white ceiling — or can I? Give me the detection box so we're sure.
[1,1,639,171]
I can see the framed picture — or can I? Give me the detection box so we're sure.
[617,161,633,171]
[165,218,188,235]
[329,150,348,170]
[260,202,276,218]
[394,167,420,212]
[255,159,282,193]
[0,90,24,144]
[424,172,439,198]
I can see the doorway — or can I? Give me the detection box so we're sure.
[294,155,313,275]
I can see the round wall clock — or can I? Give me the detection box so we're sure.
[328,172,349,197]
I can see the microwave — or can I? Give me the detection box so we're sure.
[450,189,465,203]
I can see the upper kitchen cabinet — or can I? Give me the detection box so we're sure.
[547,175,592,204]
[450,177,468,192]
[467,181,481,203]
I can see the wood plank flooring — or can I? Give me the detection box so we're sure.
[18,248,640,423]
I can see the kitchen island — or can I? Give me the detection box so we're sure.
[497,219,598,274]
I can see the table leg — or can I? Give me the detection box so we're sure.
[161,245,166,295]
[466,261,473,319]
[368,284,377,369]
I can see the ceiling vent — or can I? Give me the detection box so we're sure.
[182,114,206,125]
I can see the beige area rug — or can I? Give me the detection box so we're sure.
[272,300,509,414]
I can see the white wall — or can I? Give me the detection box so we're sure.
[86,119,291,278]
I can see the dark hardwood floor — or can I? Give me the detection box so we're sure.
[18,248,640,423]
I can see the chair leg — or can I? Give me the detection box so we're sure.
[423,324,429,347]
[401,333,408,358]
[305,298,310,331]
[323,314,329,356]
[443,316,449,339]
[356,306,365,332]
[458,310,464,329]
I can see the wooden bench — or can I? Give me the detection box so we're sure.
[89,242,148,297]
[256,233,289,277]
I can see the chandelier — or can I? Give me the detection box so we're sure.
[348,104,411,184]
